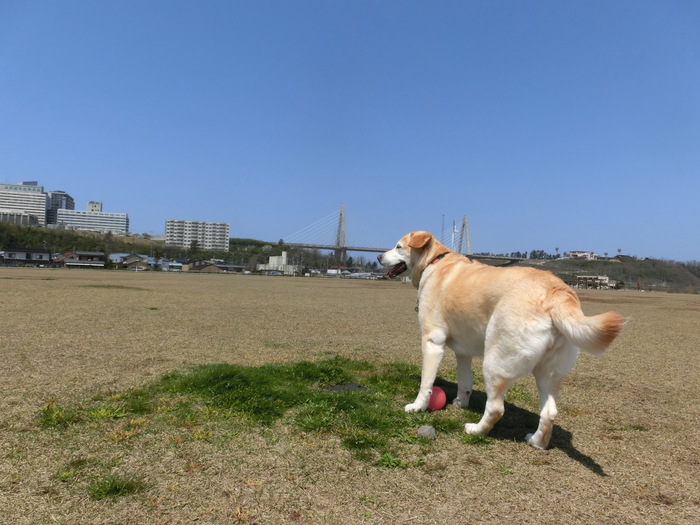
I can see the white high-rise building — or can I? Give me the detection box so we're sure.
[165,220,230,252]
[0,181,49,226]
[57,208,129,234]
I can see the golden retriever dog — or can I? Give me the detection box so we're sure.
[378,231,626,449]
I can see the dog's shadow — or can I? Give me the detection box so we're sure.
[434,379,608,477]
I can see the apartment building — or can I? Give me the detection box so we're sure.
[165,220,230,251]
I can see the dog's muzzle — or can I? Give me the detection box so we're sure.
[384,261,407,278]
[378,254,407,278]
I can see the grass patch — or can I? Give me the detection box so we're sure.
[604,418,648,432]
[376,452,409,469]
[54,458,93,483]
[38,401,83,428]
[87,474,146,500]
[460,433,497,447]
[36,357,492,466]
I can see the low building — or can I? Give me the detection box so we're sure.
[565,250,597,260]
[0,209,41,226]
[2,248,52,266]
[257,251,300,275]
[571,275,611,289]
[107,253,131,265]
[62,251,106,268]
[123,254,149,271]
[187,261,244,273]
[159,259,183,271]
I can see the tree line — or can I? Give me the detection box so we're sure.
[3,223,698,286]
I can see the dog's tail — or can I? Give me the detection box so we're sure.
[550,288,627,356]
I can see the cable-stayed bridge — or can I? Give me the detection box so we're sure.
[283,205,522,265]
[283,205,386,262]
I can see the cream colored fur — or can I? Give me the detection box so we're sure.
[378,231,626,449]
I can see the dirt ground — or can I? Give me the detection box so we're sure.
[1,267,698,524]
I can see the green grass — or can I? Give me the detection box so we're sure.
[87,474,146,500]
[53,456,146,501]
[604,417,649,432]
[461,433,497,447]
[38,401,83,428]
[36,357,494,467]
[54,458,93,483]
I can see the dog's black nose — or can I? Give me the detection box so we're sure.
[377,254,383,263]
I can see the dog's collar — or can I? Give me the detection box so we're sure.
[429,253,449,265]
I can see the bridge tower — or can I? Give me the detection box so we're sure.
[335,204,347,263]
[456,216,471,255]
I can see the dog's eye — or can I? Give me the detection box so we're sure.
[396,244,402,250]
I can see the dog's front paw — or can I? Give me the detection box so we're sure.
[464,423,482,435]
[404,402,426,413]
[525,433,546,450]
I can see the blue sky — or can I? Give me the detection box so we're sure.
[1,1,699,261]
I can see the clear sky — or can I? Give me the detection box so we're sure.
[1,1,699,261]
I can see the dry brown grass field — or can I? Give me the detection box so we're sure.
[1,267,698,524]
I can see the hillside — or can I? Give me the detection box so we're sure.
[0,223,319,269]
[521,257,700,294]
[2,223,698,292]
[0,223,173,257]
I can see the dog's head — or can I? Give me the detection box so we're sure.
[378,231,451,286]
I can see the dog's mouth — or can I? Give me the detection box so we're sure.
[385,262,407,278]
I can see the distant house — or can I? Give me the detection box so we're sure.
[123,254,149,271]
[107,253,131,265]
[565,250,597,260]
[571,275,611,289]
[63,251,105,268]
[613,255,635,262]
[2,248,52,266]
[188,261,244,273]
[159,258,183,271]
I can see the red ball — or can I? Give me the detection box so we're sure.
[427,386,447,411]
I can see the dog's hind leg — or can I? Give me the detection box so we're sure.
[526,344,578,449]
[525,373,563,450]
[452,353,473,408]
[405,330,446,412]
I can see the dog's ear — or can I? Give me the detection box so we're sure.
[408,231,433,249]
